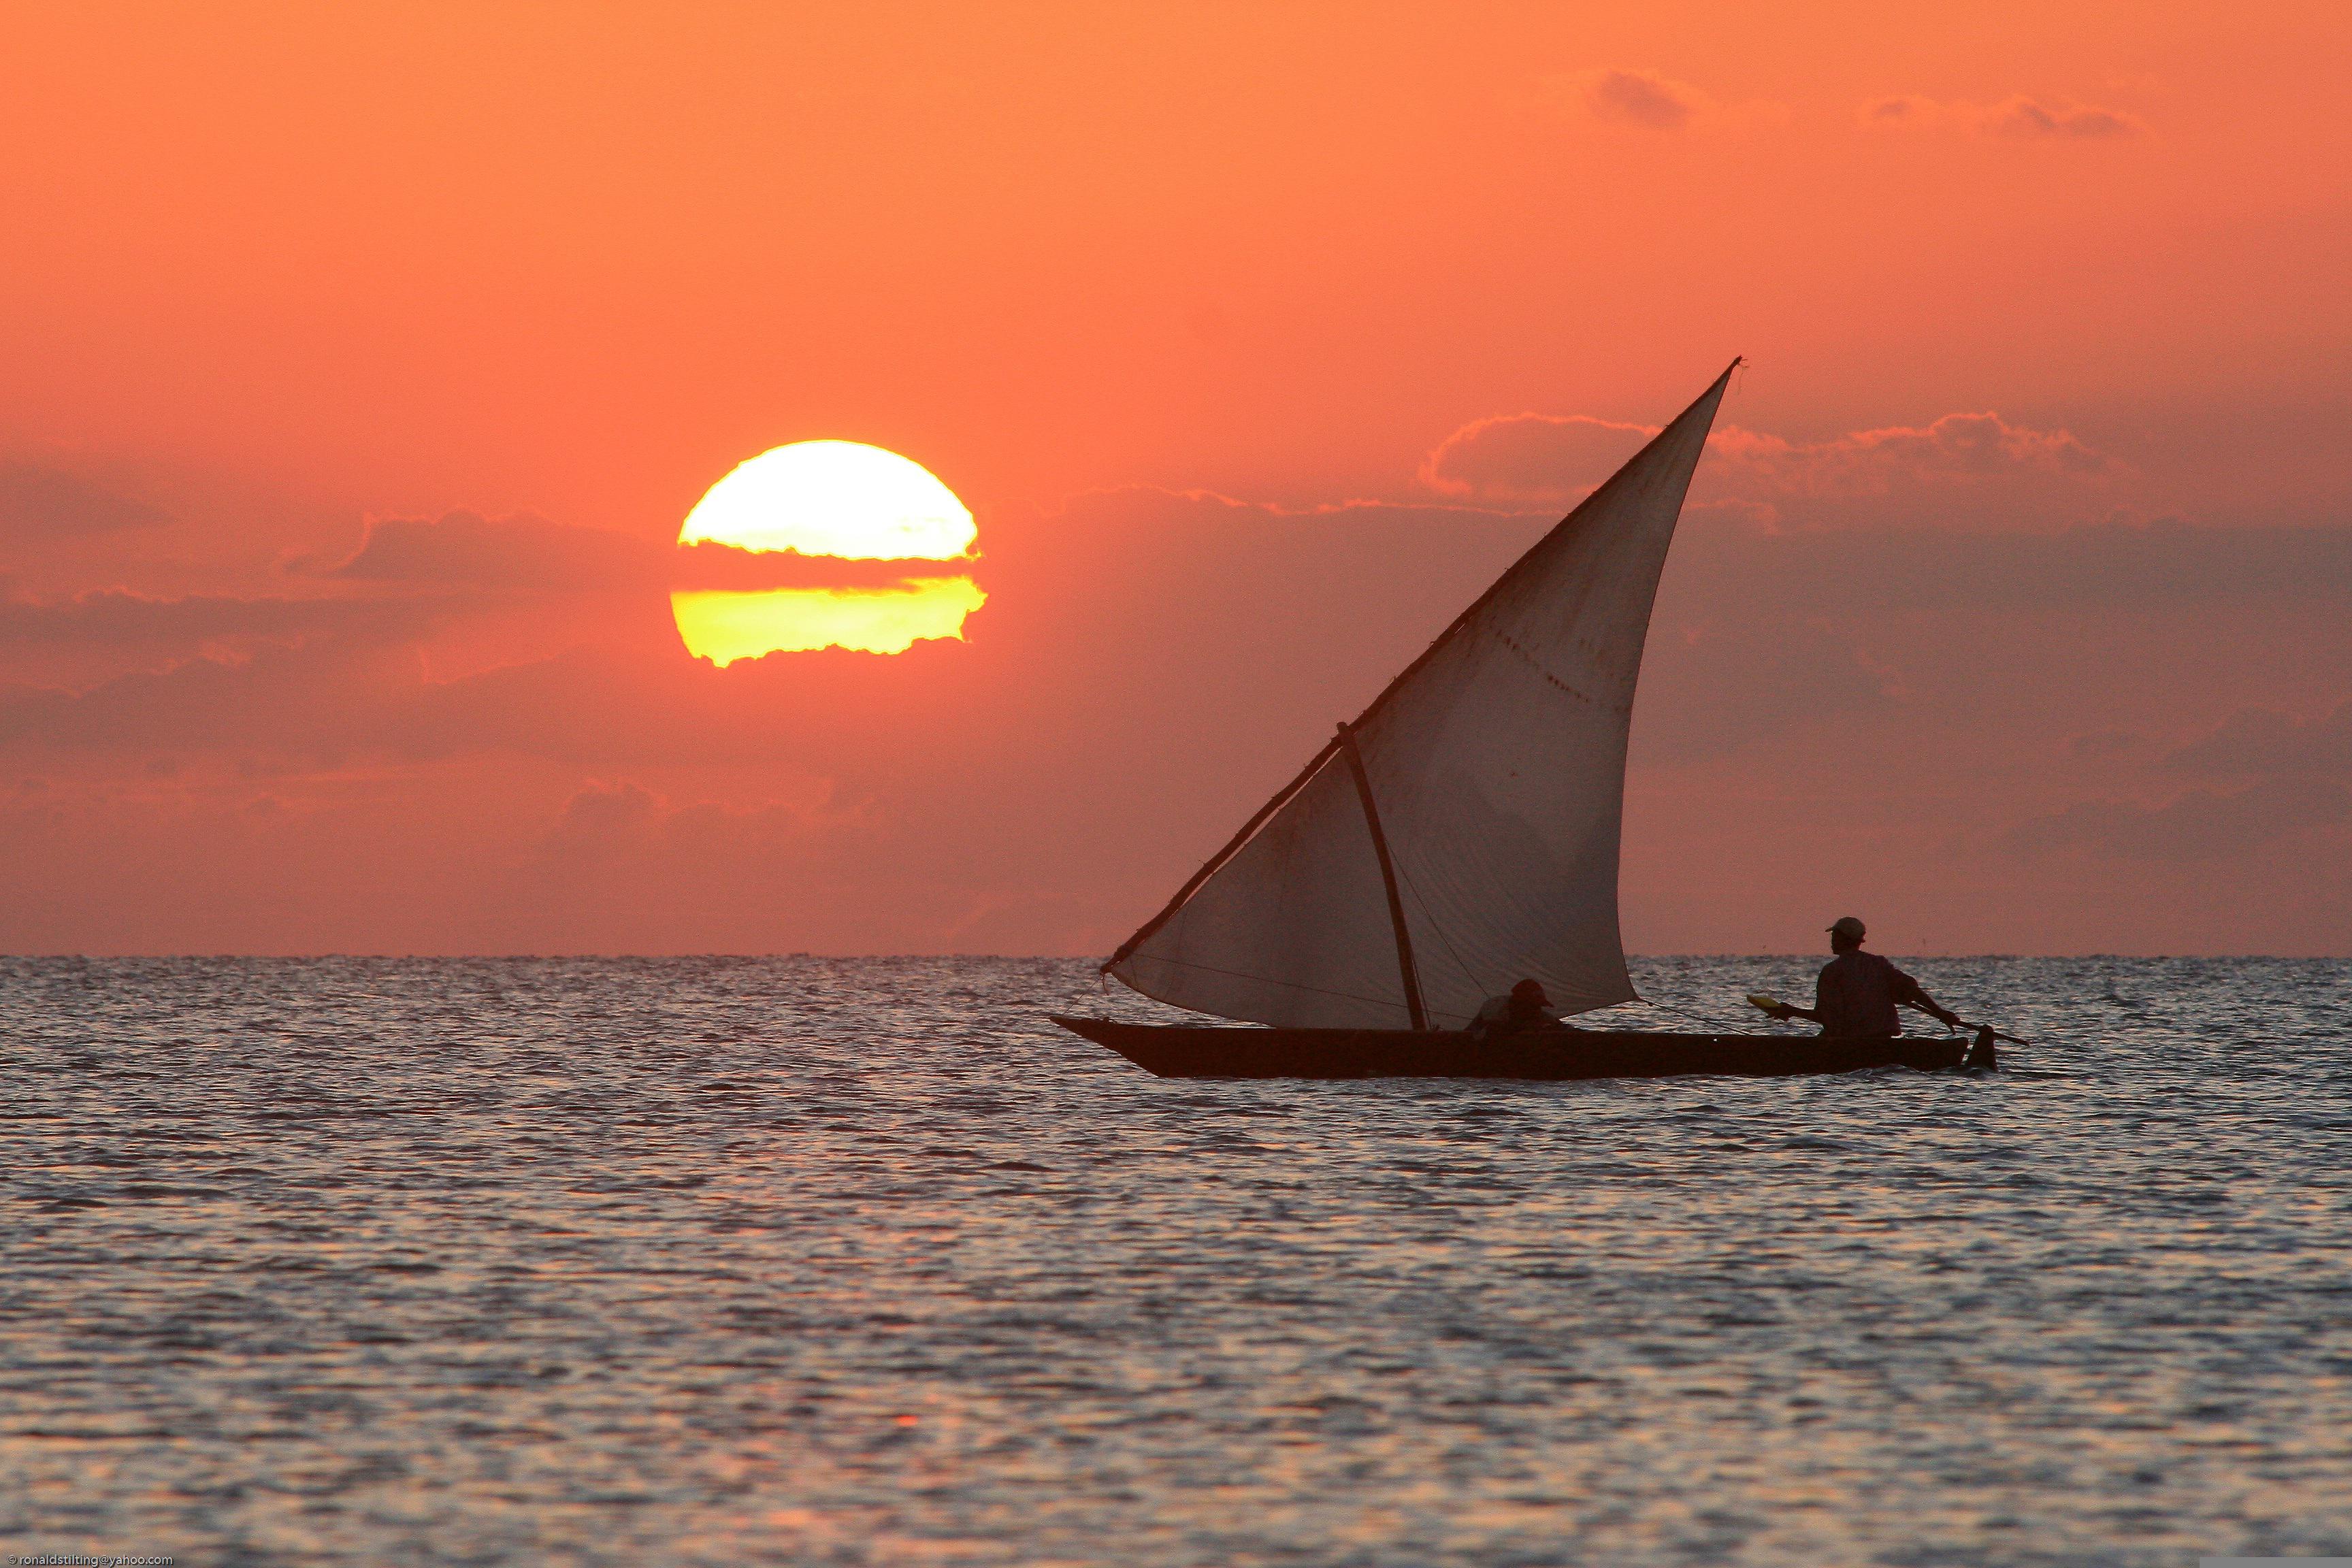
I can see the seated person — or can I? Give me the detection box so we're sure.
[1763,916,1961,1038]
[1468,978,1565,1041]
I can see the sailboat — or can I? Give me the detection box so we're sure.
[1051,361,1970,1080]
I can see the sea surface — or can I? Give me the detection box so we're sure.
[3,956,2349,1567]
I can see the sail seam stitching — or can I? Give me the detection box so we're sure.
[1335,361,1734,740]
[1492,630,1630,714]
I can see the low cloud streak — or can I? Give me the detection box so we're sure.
[0,464,173,538]
[1424,407,2114,525]
[1865,93,2148,140]
[2008,777,2349,862]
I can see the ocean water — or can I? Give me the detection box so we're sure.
[3,955,2348,1567]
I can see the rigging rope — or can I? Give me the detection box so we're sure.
[1390,857,1488,1000]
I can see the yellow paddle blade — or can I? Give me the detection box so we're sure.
[1746,993,1783,1011]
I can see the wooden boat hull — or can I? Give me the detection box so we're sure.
[1049,1015,1967,1081]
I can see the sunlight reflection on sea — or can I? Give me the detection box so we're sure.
[1,956,2347,1565]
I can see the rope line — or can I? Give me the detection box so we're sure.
[1390,857,1489,1000]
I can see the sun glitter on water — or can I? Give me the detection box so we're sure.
[672,440,983,662]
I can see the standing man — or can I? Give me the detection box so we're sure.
[1763,917,1963,1038]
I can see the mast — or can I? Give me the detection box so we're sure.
[1337,721,1428,1030]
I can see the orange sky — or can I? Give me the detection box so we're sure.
[3,2,2348,956]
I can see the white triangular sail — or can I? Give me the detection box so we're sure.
[1107,362,1734,1029]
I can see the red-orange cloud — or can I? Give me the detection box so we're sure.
[1422,409,2113,526]
[1567,68,1703,131]
[1,463,172,538]
[1864,94,2149,139]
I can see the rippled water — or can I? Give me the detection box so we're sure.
[3,956,2349,1566]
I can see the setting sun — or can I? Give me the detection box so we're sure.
[680,440,975,561]
[673,440,983,660]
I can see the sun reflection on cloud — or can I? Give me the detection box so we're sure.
[672,578,987,664]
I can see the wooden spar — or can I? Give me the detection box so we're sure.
[1102,734,1343,973]
[1328,357,1738,743]
[1337,721,1429,1032]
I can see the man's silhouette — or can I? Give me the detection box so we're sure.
[1763,917,1961,1039]
[1468,978,1563,1041]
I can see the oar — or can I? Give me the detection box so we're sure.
[1750,993,2029,1044]
[1748,993,2025,1068]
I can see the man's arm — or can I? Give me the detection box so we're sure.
[1894,970,1962,1029]
[1765,970,1829,1024]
